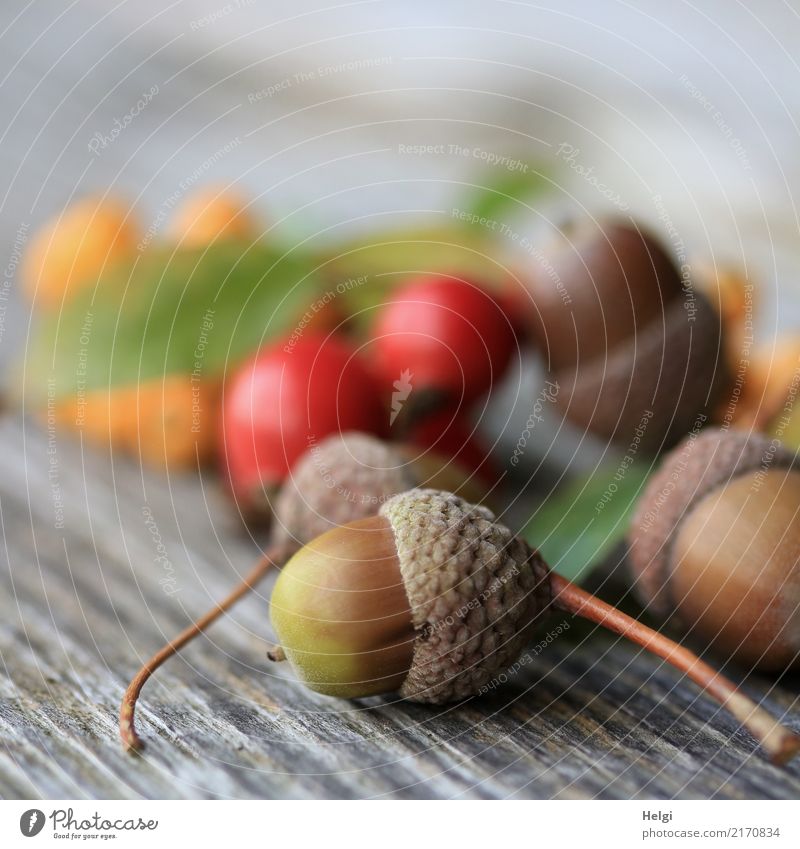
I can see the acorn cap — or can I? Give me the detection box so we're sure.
[628,428,797,617]
[380,489,551,703]
[273,432,416,554]
[552,290,730,452]
[273,432,492,556]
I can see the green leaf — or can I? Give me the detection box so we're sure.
[460,166,552,225]
[26,240,322,403]
[524,462,652,583]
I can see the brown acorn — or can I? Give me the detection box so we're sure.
[528,218,685,370]
[628,428,800,670]
[527,218,730,451]
[120,433,488,746]
[266,489,798,762]
[271,490,549,701]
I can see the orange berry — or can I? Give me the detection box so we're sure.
[168,186,257,248]
[50,375,221,468]
[695,264,753,377]
[22,196,138,309]
[734,338,800,429]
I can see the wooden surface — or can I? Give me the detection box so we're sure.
[0,413,799,799]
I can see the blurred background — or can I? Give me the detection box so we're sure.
[2,0,800,465]
[3,1,800,331]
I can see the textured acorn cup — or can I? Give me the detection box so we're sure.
[270,488,800,763]
[528,218,730,451]
[272,432,488,553]
[628,428,800,670]
[119,434,488,750]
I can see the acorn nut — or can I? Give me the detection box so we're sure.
[527,218,731,451]
[628,427,800,670]
[122,485,800,762]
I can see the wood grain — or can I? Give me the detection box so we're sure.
[0,414,798,799]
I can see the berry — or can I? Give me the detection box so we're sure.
[527,218,730,451]
[120,484,800,763]
[22,196,138,308]
[404,409,500,487]
[371,275,516,415]
[528,218,684,369]
[168,185,257,247]
[220,334,386,519]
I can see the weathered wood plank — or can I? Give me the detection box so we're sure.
[0,415,798,799]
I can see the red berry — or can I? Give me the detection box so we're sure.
[371,275,516,412]
[221,333,386,518]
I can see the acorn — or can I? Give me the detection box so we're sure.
[369,274,516,416]
[272,431,488,552]
[120,433,488,746]
[121,486,799,760]
[266,489,798,762]
[628,428,800,670]
[271,490,548,701]
[527,218,730,451]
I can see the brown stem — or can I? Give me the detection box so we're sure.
[390,386,451,439]
[119,547,283,752]
[267,645,286,662]
[549,574,800,765]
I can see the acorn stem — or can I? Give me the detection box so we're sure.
[390,386,451,438]
[119,546,283,752]
[549,574,800,765]
[267,645,286,662]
